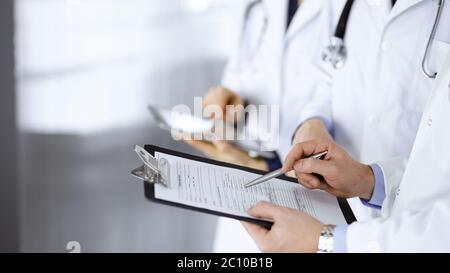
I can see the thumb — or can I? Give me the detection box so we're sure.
[247,201,283,221]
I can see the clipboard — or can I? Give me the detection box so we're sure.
[131,145,356,228]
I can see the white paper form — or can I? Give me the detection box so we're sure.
[154,152,347,225]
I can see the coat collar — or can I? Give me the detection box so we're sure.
[260,0,287,45]
[262,0,323,43]
[388,0,428,22]
[285,0,323,41]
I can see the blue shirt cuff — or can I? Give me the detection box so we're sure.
[360,164,386,209]
[265,153,282,171]
[333,225,348,253]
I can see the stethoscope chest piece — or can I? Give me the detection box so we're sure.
[322,36,347,70]
[322,0,354,70]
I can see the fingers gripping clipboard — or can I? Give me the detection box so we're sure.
[131,145,356,228]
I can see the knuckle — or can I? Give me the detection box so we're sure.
[299,177,312,188]
[294,142,304,149]
[299,173,308,181]
[310,178,320,187]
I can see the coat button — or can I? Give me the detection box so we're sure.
[396,188,401,196]
[427,118,433,126]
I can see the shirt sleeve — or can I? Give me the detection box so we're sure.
[333,225,348,253]
[360,164,386,209]
[295,2,337,132]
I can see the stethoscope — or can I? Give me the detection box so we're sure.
[322,0,446,79]
[239,0,268,65]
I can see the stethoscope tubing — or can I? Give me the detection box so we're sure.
[422,0,445,79]
[324,0,445,79]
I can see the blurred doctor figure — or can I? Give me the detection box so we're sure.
[242,52,450,252]
[184,0,332,252]
[186,0,332,168]
[291,0,450,221]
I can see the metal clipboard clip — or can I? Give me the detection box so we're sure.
[131,145,170,187]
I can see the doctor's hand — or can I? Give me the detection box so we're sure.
[242,202,323,253]
[185,139,268,171]
[203,86,245,123]
[282,138,375,200]
[185,86,265,169]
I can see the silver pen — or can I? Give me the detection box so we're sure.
[244,151,328,188]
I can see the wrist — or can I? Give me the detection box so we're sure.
[359,164,375,200]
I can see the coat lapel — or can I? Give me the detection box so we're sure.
[285,0,322,42]
[263,0,287,41]
[387,0,427,22]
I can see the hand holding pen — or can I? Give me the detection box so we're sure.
[281,138,376,199]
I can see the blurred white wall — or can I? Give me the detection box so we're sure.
[15,0,241,134]
[14,0,247,253]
